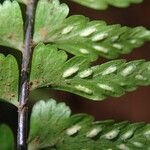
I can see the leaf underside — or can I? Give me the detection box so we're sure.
[0,54,18,105]
[28,99,150,150]
[0,0,23,51]
[0,0,149,58]
[72,0,143,10]
[30,44,150,101]
[0,124,14,150]
[33,0,150,60]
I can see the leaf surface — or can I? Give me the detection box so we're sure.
[28,99,71,150]
[72,0,143,10]
[0,124,14,150]
[28,99,150,150]
[30,44,150,101]
[0,0,24,51]
[16,0,27,4]
[33,0,150,60]
[0,54,19,105]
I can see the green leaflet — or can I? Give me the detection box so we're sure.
[33,0,150,60]
[0,124,14,150]
[33,0,69,46]
[28,99,71,150]
[0,0,24,51]
[72,0,143,10]
[30,44,150,101]
[28,99,150,150]
[0,54,19,106]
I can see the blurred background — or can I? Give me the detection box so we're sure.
[0,0,150,135]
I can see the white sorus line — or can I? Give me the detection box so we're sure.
[79,48,89,54]
[79,69,93,78]
[92,33,108,42]
[112,43,123,50]
[63,66,79,78]
[121,65,135,76]
[66,125,81,136]
[135,75,146,80]
[120,130,133,140]
[86,127,102,138]
[117,144,130,150]
[130,39,137,44]
[80,27,97,37]
[102,66,117,76]
[111,35,119,42]
[75,85,93,94]
[97,83,114,92]
[93,45,108,53]
[61,26,74,35]
[143,129,150,138]
[102,129,120,140]
[132,142,143,148]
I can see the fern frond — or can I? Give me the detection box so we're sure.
[30,44,150,101]
[0,54,18,105]
[0,0,23,51]
[72,0,144,10]
[0,124,14,150]
[33,0,150,60]
[28,99,150,150]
